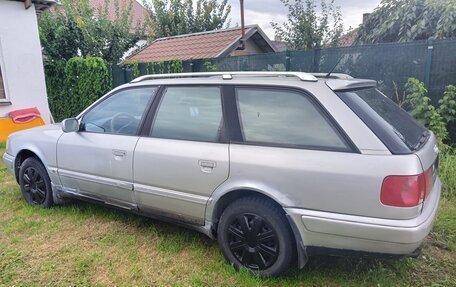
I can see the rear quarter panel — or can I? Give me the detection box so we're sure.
[414,132,439,171]
[218,144,423,220]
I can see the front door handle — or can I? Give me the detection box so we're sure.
[199,160,216,173]
[112,149,127,160]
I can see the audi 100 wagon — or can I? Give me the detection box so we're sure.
[3,72,441,276]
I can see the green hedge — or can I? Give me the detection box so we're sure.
[45,56,111,122]
[46,57,185,122]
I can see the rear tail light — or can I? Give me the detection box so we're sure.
[380,168,434,207]
[423,168,434,199]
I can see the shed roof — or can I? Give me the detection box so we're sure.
[128,25,277,62]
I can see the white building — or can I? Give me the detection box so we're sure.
[0,0,56,141]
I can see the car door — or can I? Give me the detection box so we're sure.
[57,87,157,210]
[133,86,229,225]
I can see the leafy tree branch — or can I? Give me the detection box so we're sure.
[271,0,344,50]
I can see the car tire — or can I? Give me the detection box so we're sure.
[217,196,295,277]
[18,157,54,208]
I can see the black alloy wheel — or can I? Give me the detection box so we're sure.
[227,213,279,270]
[217,196,295,277]
[19,157,53,208]
[22,166,47,205]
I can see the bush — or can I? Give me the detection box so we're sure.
[46,56,111,122]
[45,60,67,122]
[203,61,217,72]
[404,78,456,144]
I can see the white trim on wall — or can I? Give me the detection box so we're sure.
[0,38,11,104]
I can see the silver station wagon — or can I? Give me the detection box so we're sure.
[3,72,441,276]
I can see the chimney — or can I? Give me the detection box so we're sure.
[363,13,371,24]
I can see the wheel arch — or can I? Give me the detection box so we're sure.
[207,187,308,269]
[210,189,285,225]
[14,149,47,182]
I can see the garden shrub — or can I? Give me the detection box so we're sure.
[169,60,183,73]
[438,85,456,125]
[203,61,217,72]
[404,78,456,144]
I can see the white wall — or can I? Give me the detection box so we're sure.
[0,1,52,123]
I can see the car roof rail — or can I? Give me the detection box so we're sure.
[311,73,353,79]
[130,71,319,83]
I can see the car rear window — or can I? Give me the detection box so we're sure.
[336,88,428,154]
[236,88,352,151]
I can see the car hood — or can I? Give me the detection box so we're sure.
[8,123,63,141]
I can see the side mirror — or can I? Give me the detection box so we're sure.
[61,118,80,133]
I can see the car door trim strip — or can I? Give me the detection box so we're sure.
[134,183,209,205]
[58,169,134,191]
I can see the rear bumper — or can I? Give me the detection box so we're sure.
[286,177,441,255]
[2,152,15,175]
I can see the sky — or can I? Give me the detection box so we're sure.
[225,0,382,39]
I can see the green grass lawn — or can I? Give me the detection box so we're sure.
[1,146,455,286]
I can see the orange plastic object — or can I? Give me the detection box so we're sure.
[0,117,45,142]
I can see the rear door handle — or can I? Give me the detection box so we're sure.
[199,160,216,173]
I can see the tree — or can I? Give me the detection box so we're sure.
[144,0,231,38]
[39,0,144,63]
[271,0,343,50]
[355,0,456,44]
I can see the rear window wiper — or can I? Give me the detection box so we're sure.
[413,131,430,151]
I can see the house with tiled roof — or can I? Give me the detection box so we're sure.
[128,25,277,62]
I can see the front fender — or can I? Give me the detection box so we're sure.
[8,124,63,183]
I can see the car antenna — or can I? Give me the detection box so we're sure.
[325,54,344,78]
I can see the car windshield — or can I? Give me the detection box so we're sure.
[337,88,427,152]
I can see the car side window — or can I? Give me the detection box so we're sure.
[236,88,350,151]
[150,87,223,142]
[81,87,156,136]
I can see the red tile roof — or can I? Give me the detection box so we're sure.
[337,28,359,47]
[129,26,257,62]
[272,40,288,52]
[51,0,148,34]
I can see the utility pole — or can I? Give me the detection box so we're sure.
[238,0,246,50]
